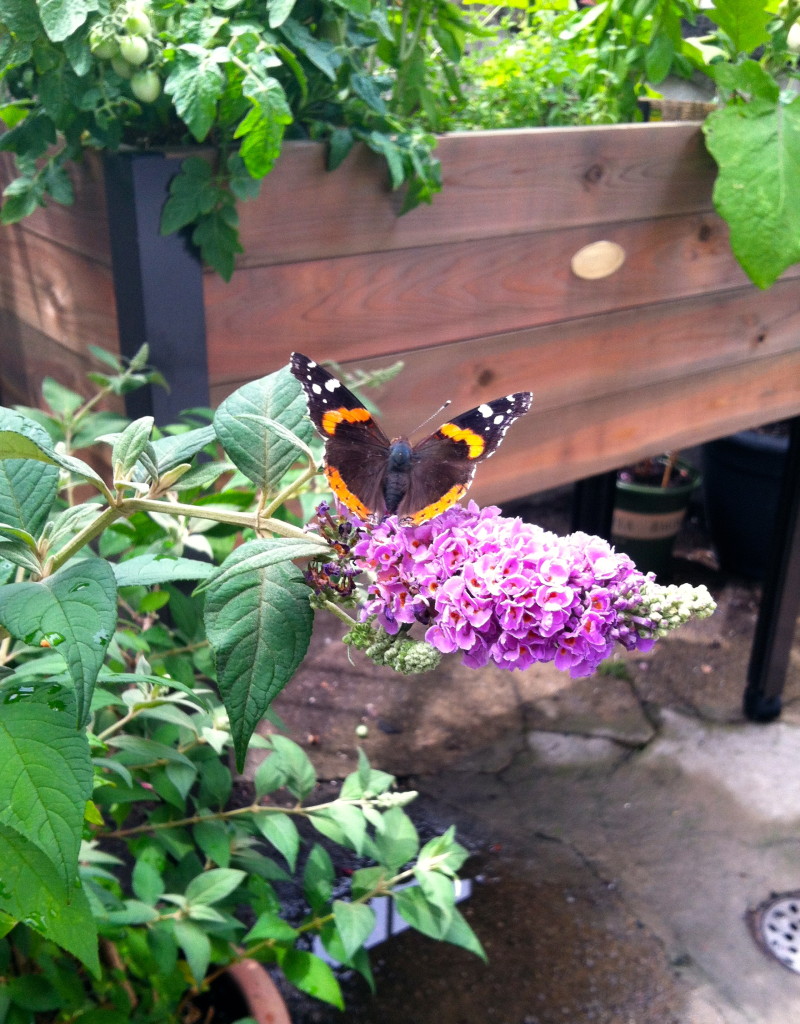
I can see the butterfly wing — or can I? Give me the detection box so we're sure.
[397,392,533,525]
[290,353,391,520]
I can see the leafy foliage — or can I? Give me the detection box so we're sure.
[0,0,481,277]
[0,347,482,1017]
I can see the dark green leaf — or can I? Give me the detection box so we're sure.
[203,539,315,766]
[113,554,215,587]
[213,365,313,492]
[254,812,300,871]
[192,203,243,281]
[165,53,226,142]
[160,157,219,236]
[332,901,375,960]
[703,92,800,287]
[0,824,99,974]
[706,0,770,54]
[37,0,98,41]
[0,699,92,884]
[277,949,343,1008]
[0,559,117,725]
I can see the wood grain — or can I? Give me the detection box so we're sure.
[0,220,119,355]
[469,346,800,503]
[0,151,113,266]
[204,208,791,387]
[234,124,717,268]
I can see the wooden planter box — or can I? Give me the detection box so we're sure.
[2,123,800,508]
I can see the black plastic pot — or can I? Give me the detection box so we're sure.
[612,459,700,578]
[702,429,789,579]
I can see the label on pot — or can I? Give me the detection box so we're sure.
[612,507,687,540]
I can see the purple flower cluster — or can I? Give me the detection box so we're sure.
[351,502,658,677]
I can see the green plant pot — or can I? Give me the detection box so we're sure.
[612,462,701,578]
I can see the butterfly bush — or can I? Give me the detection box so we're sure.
[350,502,715,677]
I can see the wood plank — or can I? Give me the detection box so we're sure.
[0,221,119,356]
[206,210,800,387]
[235,123,717,267]
[209,279,800,412]
[0,152,113,266]
[0,310,107,407]
[471,348,800,503]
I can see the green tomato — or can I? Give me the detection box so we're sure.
[788,21,800,54]
[110,54,134,79]
[124,7,152,36]
[131,69,161,103]
[89,25,118,59]
[118,34,149,66]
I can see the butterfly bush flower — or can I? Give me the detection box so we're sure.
[351,502,715,678]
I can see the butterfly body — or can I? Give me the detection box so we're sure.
[290,352,533,525]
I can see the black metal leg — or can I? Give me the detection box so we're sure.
[103,152,210,425]
[571,470,617,538]
[744,415,800,721]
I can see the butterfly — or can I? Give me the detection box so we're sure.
[290,352,533,526]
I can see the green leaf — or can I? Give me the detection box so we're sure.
[303,843,334,912]
[192,203,243,281]
[644,33,673,84]
[164,52,226,142]
[194,819,232,867]
[279,19,337,79]
[277,949,343,1009]
[173,919,211,984]
[0,559,117,725]
[0,428,108,495]
[160,158,219,236]
[327,127,354,171]
[393,884,450,940]
[37,0,99,42]
[203,539,314,767]
[0,699,92,884]
[254,812,300,871]
[111,416,154,475]
[213,365,313,492]
[113,554,215,587]
[703,92,800,287]
[340,749,394,799]
[147,424,217,475]
[244,910,299,944]
[267,0,296,28]
[373,807,419,872]
[132,859,164,905]
[0,409,59,535]
[185,867,246,905]
[235,95,290,179]
[41,378,83,416]
[267,734,316,801]
[706,0,770,54]
[309,806,367,855]
[441,906,486,960]
[0,823,99,974]
[332,901,375,960]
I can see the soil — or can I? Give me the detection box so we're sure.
[244,481,800,1024]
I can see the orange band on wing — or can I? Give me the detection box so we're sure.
[405,484,467,526]
[322,406,372,437]
[438,423,486,459]
[325,466,371,520]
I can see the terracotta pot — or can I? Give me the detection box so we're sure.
[225,960,292,1024]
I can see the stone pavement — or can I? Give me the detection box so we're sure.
[268,496,800,1023]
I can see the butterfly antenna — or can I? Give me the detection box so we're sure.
[411,399,452,436]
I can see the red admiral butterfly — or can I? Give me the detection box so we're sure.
[290,353,533,526]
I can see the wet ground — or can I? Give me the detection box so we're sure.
[255,485,800,1024]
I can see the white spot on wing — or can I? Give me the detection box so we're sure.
[325,379,340,393]
[478,404,493,418]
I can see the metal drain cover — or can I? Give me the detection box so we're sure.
[749,892,800,973]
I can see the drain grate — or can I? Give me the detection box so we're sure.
[749,892,800,973]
